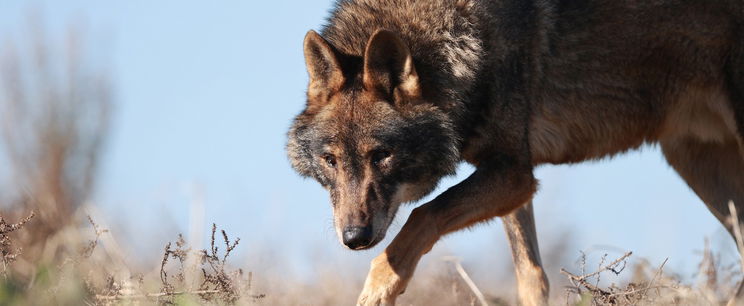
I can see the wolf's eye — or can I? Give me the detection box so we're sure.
[322,154,337,168]
[371,150,392,166]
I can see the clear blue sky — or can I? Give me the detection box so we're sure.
[0,0,736,284]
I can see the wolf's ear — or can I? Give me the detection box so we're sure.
[304,30,345,102]
[363,30,421,105]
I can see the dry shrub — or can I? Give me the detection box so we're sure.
[0,212,105,305]
[0,17,112,267]
[560,246,742,306]
[89,223,264,305]
[0,212,35,277]
[0,207,741,306]
[556,203,744,306]
[0,212,264,305]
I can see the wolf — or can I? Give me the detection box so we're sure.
[286,0,744,305]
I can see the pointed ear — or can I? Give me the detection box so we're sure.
[304,30,345,100]
[363,30,421,104]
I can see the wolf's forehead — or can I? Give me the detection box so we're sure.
[321,95,396,125]
[313,113,397,151]
[317,122,384,148]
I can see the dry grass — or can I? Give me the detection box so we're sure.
[0,212,741,306]
[559,244,742,306]
[89,223,265,305]
[0,211,265,305]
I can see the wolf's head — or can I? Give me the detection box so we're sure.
[287,30,459,250]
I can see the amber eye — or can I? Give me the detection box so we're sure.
[371,150,392,166]
[322,154,337,168]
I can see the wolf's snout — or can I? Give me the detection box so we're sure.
[342,226,373,249]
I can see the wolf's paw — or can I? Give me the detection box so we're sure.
[357,253,409,306]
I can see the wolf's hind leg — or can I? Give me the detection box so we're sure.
[503,201,549,306]
[661,137,744,305]
[721,26,744,305]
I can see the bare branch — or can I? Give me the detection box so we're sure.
[443,256,488,306]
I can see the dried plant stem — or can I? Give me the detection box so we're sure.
[561,268,613,298]
[646,258,669,294]
[570,251,632,281]
[728,202,744,271]
[0,211,36,277]
[95,290,266,301]
[95,290,223,301]
[727,201,744,306]
[443,256,488,306]
[606,285,669,299]
[561,251,632,302]
[561,251,679,305]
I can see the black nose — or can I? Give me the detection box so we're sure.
[343,226,373,249]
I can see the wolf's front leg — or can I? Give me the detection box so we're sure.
[357,208,435,306]
[357,163,537,306]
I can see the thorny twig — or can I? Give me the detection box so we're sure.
[160,234,190,295]
[160,241,175,294]
[562,251,675,305]
[82,215,109,258]
[130,224,263,304]
[0,211,35,277]
[568,251,632,281]
[561,252,632,304]
[197,224,247,303]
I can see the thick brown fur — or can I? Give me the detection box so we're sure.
[287,0,744,305]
